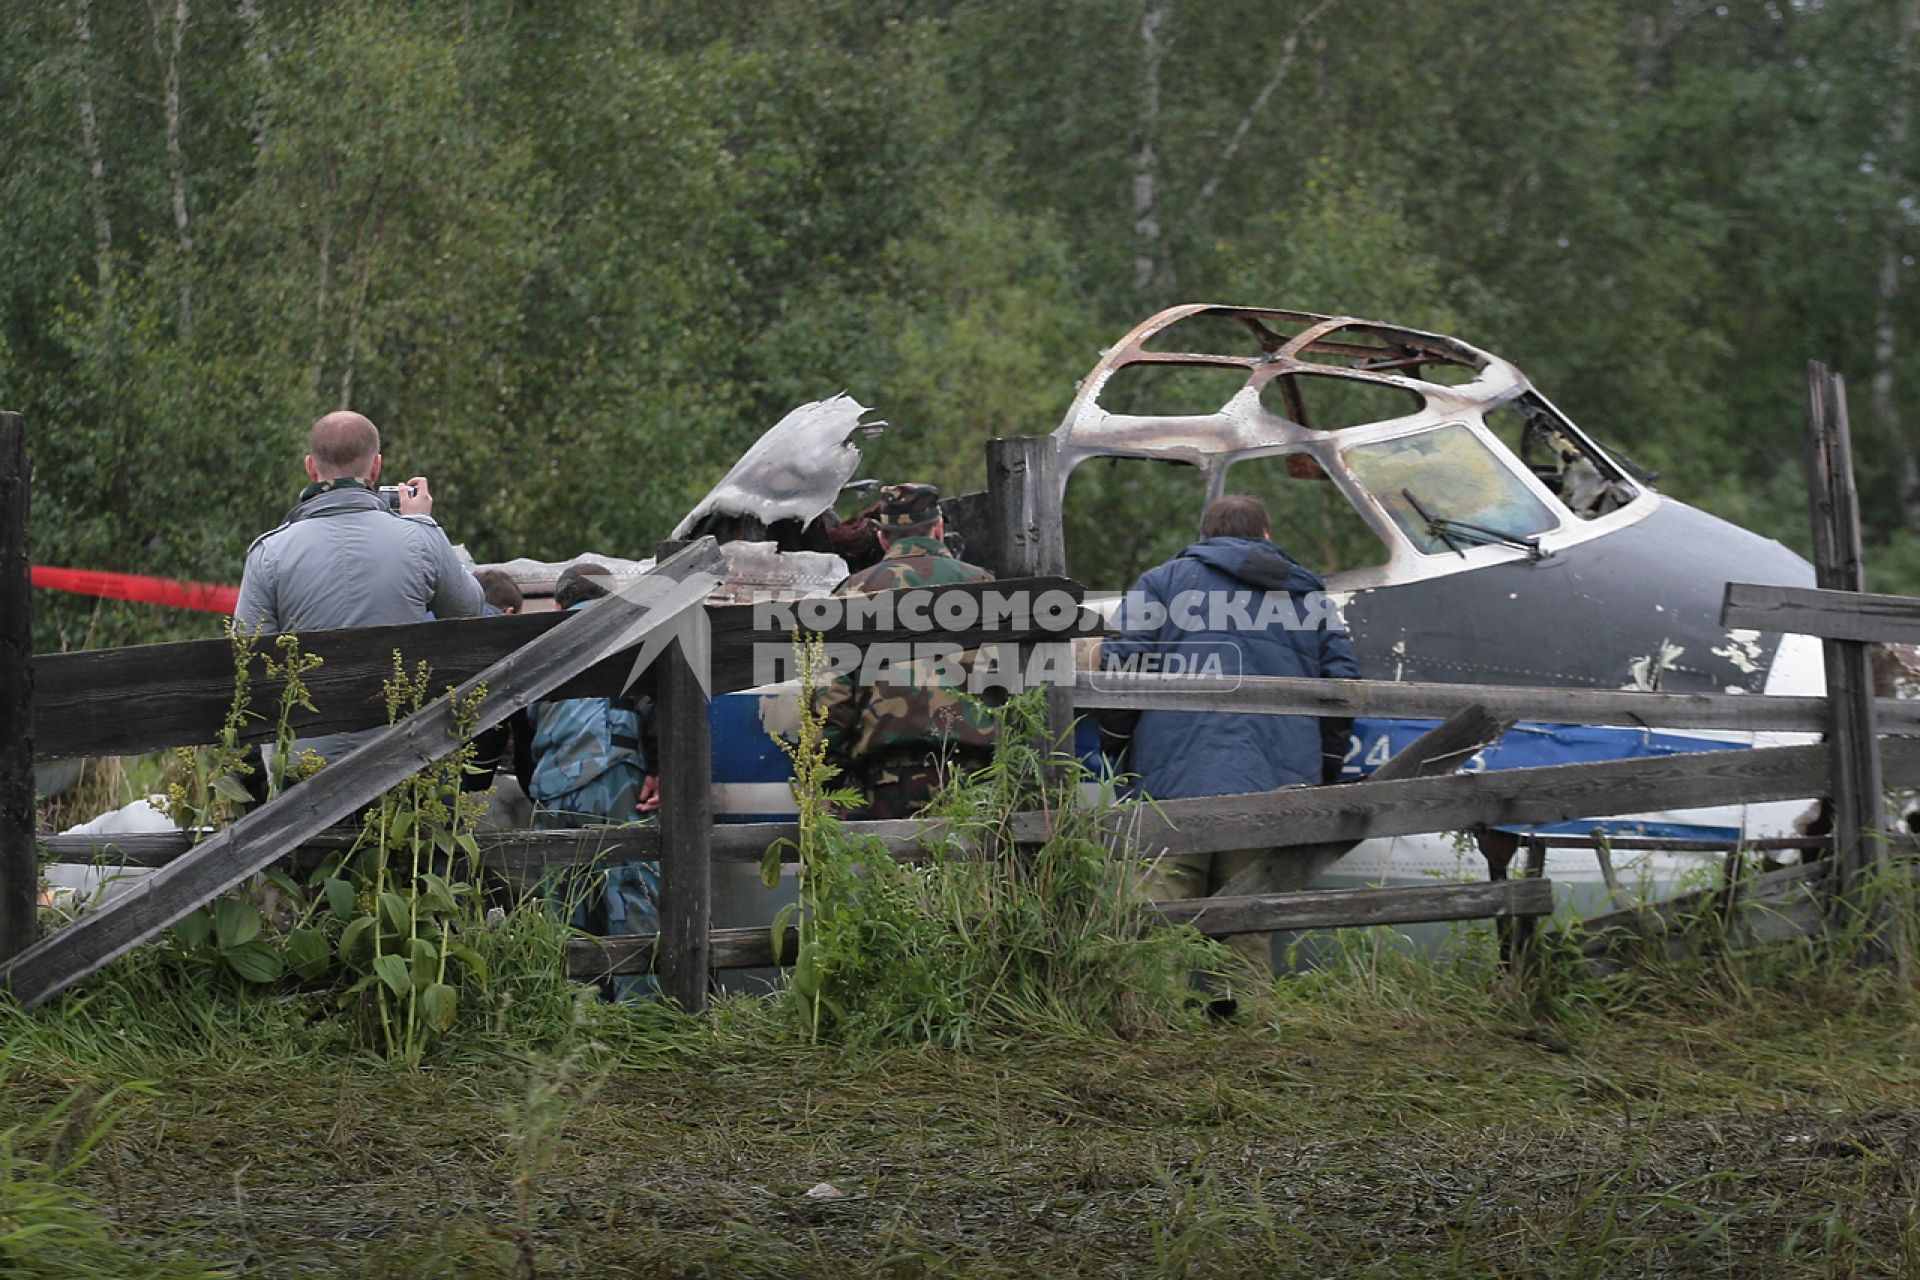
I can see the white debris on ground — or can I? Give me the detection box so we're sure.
[42,794,173,912]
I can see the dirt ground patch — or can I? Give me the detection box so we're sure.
[5,986,1917,1278]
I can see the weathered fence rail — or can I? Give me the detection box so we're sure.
[30,575,1092,760]
[1722,581,1920,645]
[568,878,1559,979]
[1077,669,1920,734]
[51,737,1912,876]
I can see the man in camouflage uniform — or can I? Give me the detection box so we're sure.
[813,484,998,819]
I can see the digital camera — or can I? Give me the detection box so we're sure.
[378,483,418,511]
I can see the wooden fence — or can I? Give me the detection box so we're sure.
[3,368,1916,1010]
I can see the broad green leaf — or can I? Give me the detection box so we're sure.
[457,831,481,859]
[379,891,411,932]
[214,897,261,949]
[445,942,489,986]
[761,842,787,889]
[770,903,797,966]
[420,873,458,914]
[284,928,331,981]
[172,908,212,950]
[408,937,439,991]
[211,774,253,805]
[793,941,822,997]
[339,916,376,967]
[389,809,414,841]
[323,877,356,918]
[372,953,410,998]
[223,940,283,984]
[419,983,457,1034]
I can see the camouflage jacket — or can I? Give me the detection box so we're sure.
[813,536,998,785]
[527,695,647,806]
[527,604,650,804]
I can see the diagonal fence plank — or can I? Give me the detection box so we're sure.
[1212,703,1511,899]
[0,540,726,1011]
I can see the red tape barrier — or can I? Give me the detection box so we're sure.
[31,566,238,614]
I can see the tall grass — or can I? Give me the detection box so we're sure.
[765,644,1223,1049]
[0,1084,220,1279]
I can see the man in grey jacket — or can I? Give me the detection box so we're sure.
[235,410,485,764]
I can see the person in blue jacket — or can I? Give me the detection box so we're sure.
[1100,494,1359,971]
[527,562,659,997]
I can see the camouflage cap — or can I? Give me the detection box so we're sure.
[873,483,942,529]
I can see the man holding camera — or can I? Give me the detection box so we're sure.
[235,410,484,763]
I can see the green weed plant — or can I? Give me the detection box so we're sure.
[763,633,1221,1049]
[144,635,555,1065]
[301,654,495,1065]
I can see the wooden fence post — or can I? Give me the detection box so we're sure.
[985,437,1074,767]
[655,638,711,1012]
[1803,362,1903,971]
[986,436,1064,580]
[0,413,34,963]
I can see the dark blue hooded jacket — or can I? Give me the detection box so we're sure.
[1102,537,1359,799]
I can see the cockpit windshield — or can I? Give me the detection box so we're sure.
[1345,423,1558,556]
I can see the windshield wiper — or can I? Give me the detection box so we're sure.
[1401,489,1550,562]
[1402,488,1466,559]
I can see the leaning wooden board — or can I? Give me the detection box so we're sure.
[0,541,727,1011]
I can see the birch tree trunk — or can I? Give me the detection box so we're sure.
[1131,2,1170,299]
[235,0,272,153]
[1877,0,1920,527]
[148,0,194,329]
[71,0,113,296]
[1181,0,1336,237]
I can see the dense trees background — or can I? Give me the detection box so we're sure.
[3,0,1918,648]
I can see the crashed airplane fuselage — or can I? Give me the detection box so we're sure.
[1051,304,1821,888]
[1058,303,1810,699]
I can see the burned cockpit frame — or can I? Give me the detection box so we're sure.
[1052,304,1651,588]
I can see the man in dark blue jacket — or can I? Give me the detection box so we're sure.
[1101,495,1359,971]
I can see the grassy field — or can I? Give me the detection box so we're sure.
[3,929,1916,1279]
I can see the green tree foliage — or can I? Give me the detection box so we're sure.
[3,0,1919,645]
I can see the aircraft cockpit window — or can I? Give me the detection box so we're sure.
[1344,424,1559,557]
[1225,452,1387,575]
[1063,456,1211,587]
[1095,361,1251,417]
[1482,394,1640,520]
[1140,311,1312,357]
[1259,372,1425,432]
